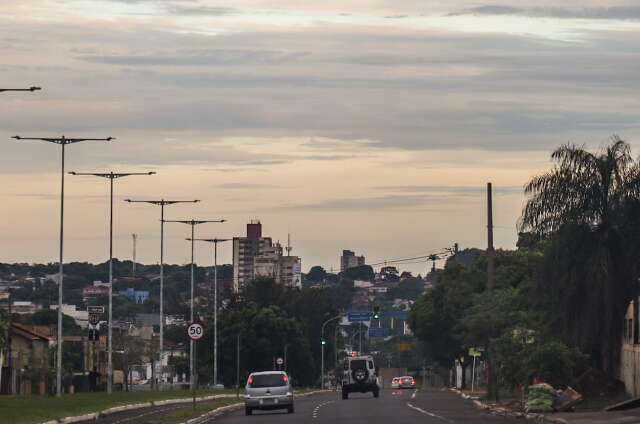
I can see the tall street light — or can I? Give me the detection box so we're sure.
[321,314,343,390]
[70,171,156,394]
[12,135,114,397]
[186,238,230,387]
[0,86,41,93]
[164,220,226,390]
[124,199,200,389]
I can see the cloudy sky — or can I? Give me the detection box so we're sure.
[2,0,640,274]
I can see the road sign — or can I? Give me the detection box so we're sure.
[276,357,284,366]
[368,328,388,338]
[188,323,204,340]
[347,311,372,322]
[468,348,482,357]
[398,343,414,352]
[87,306,105,314]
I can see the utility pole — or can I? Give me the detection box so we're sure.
[12,134,114,397]
[187,238,231,388]
[487,182,495,291]
[236,334,241,399]
[165,219,226,391]
[486,182,497,401]
[124,199,200,390]
[132,234,137,277]
[70,171,156,394]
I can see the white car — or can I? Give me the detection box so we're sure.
[391,377,400,389]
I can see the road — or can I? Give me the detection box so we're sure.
[206,388,522,424]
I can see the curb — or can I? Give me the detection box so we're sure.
[450,388,565,424]
[42,394,234,424]
[41,390,330,424]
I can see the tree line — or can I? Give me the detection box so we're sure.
[410,137,640,398]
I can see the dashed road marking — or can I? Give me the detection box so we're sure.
[411,390,417,399]
[312,400,335,419]
[406,402,452,422]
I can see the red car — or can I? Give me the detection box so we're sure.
[398,376,416,389]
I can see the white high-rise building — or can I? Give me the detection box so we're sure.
[233,221,302,291]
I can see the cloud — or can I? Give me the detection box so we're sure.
[373,185,523,196]
[77,49,309,67]
[267,192,484,213]
[214,183,286,190]
[450,5,640,20]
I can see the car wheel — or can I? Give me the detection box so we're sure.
[288,405,295,414]
[373,390,379,398]
[342,390,348,400]
[245,407,252,416]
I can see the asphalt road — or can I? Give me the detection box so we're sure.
[206,388,523,424]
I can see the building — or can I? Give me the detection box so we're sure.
[120,288,150,304]
[233,220,273,291]
[49,304,89,328]
[233,220,302,291]
[82,281,110,301]
[11,301,40,315]
[340,250,365,272]
[279,254,302,288]
[1,323,55,395]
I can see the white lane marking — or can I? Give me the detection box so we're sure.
[406,402,452,422]
[312,400,335,419]
[411,390,417,399]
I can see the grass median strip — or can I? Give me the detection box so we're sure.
[137,399,242,424]
[0,389,235,424]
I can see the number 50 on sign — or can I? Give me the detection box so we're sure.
[188,323,204,340]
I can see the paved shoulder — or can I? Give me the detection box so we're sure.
[410,388,523,423]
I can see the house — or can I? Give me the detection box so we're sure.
[11,301,41,315]
[82,283,109,301]
[1,323,55,395]
[120,288,149,304]
[620,300,640,397]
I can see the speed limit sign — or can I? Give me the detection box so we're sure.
[188,323,204,340]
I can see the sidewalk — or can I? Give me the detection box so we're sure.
[553,409,640,424]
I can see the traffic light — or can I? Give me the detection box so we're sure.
[373,306,380,320]
[88,327,99,342]
[321,339,326,346]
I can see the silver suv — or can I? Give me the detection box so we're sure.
[244,371,294,415]
[341,355,379,399]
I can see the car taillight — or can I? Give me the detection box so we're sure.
[247,375,253,386]
[283,375,289,383]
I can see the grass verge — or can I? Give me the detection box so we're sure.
[0,389,234,424]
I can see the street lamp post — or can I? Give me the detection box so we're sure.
[0,86,41,93]
[164,220,226,391]
[70,171,156,394]
[321,314,342,390]
[11,135,114,397]
[124,199,200,389]
[186,238,230,387]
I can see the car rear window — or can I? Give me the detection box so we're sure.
[249,373,287,388]
[350,359,366,370]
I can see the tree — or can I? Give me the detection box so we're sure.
[306,266,328,283]
[519,137,640,375]
[342,265,375,282]
[387,277,424,301]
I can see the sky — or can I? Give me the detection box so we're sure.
[2,0,640,274]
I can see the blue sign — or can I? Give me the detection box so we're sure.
[382,311,408,320]
[348,311,372,322]
[368,328,389,338]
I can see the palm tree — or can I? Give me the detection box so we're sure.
[519,136,640,375]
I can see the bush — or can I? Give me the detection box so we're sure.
[527,341,587,388]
